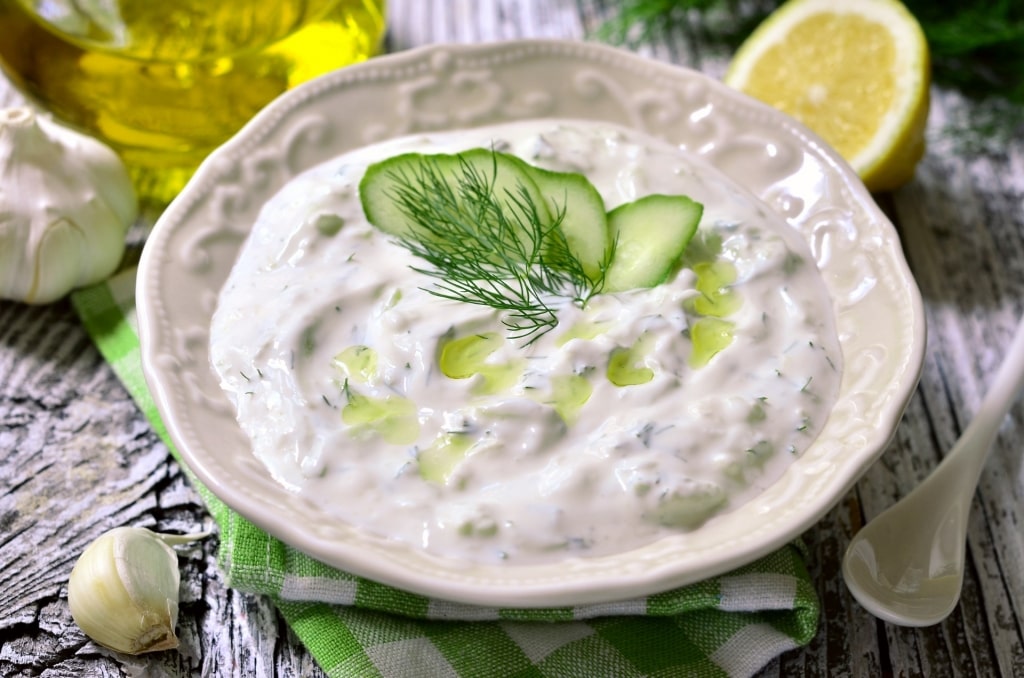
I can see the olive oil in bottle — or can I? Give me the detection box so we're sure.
[0,0,387,204]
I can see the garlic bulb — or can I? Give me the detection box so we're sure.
[67,527,209,655]
[0,107,137,304]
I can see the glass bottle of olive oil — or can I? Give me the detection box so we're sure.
[0,0,386,205]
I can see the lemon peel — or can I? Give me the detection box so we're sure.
[724,0,930,192]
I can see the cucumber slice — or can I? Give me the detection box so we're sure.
[359,149,551,246]
[603,194,703,293]
[517,163,610,282]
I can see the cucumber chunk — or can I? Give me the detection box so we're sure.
[603,194,703,293]
[361,149,700,296]
[360,150,611,280]
[518,163,610,282]
[359,149,551,247]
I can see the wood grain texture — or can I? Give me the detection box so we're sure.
[2,1,1024,676]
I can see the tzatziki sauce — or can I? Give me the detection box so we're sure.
[209,120,842,564]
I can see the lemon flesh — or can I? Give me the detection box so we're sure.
[725,0,930,192]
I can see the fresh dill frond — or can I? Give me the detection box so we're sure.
[593,0,775,49]
[384,153,609,344]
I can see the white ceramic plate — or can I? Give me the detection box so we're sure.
[138,40,925,607]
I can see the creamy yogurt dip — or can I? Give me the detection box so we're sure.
[210,120,842,564]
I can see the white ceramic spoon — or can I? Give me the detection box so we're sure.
[843,315,1024,626]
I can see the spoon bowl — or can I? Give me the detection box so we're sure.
[843,315,1024,626]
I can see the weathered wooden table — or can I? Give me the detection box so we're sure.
[3,1,1023,676]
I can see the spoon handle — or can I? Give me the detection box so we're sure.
[981,316,1024,418]
[916,316,1024,509]
[951,315,1024,480]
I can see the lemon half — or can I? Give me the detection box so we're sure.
[725,0,930,192]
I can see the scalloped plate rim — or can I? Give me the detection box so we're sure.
[137,39,926,607]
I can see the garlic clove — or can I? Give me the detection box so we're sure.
[0,107,138,304]
[68,527,209,655]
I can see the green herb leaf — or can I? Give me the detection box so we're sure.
[380,152,612,344]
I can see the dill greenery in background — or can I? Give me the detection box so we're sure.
[597,0,1024,153]
[387,155,609,344]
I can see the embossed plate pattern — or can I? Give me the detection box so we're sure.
[138,40,925,607]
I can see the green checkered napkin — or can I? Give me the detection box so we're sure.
[71,267,819,678]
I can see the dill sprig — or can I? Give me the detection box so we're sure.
[385,153,608,344]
